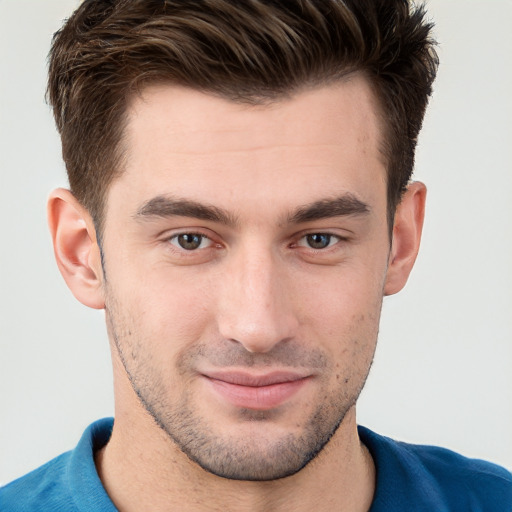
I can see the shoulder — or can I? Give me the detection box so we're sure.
[358,426,512,512]
[0,451,77,511]
[0,418,115,512]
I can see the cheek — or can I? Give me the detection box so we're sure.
[144,287,214,348]
[293,264,384,383]
[297,265,385,329]
[106,264,218,364]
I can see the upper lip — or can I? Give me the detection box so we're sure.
[201,370,310,387]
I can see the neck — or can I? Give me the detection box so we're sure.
[96,400,375,512]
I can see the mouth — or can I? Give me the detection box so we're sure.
[201,370,311,410]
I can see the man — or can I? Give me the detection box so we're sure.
[1,0,511,510]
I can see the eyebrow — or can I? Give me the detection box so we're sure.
[134,196,238,227]
[134,193,370,227]
[288,194,370,224]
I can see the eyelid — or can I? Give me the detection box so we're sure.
[160,226,215,241]
[292,228,349,242]
[160,226,222,250]
[168,232,214,250]
[295,232,342,249]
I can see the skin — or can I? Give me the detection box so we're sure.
[48,75,426,511]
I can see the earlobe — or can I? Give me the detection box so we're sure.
[47,188,105,309]
[384,181,426,296]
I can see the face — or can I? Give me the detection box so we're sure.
[100,77,391,481]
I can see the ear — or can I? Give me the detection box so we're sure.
[384,181,426,296]
[47,188,105,309]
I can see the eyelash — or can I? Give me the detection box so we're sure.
[168,232,215,251]
[166,231,345,253]
[295,233,342,250]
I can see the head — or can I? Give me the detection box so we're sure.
[47,0,437,482]
[48,0,438,235]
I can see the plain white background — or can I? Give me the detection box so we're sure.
[1,0,511,485]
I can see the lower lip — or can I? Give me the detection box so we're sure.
[204,377,309,410]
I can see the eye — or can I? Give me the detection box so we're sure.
[298,233,340,250]
[169,233,212,251]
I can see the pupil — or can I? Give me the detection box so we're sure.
[307,234,330,249]
[178,234,201,250]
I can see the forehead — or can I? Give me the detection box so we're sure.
[126,76,383,153]
[110,77,386,219]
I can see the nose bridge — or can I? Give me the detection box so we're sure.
[217,241,297,353]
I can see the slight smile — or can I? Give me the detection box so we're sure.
[201,371,312,410]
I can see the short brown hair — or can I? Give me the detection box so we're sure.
[47,0,438,233]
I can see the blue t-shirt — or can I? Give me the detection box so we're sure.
[1,418,511,511]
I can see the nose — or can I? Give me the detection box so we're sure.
[216,245,299,353]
